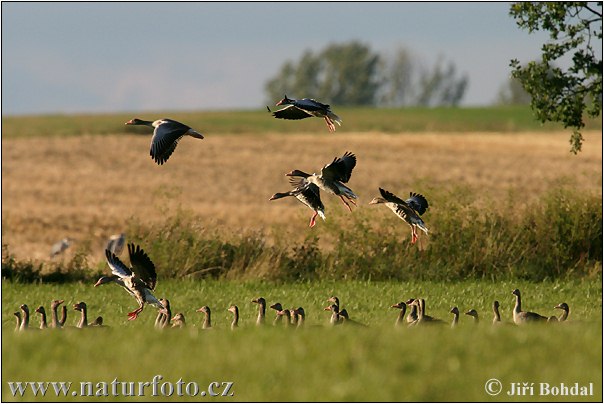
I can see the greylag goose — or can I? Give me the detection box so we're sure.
[95,243,164,321]
[269,95,342,132]
[154,299,171,329]
[369,188,429,244]
[511,289,548,324]
[251,297,266,325]
[19,304,31,331]
[289,309,299,326]
[270,178,326,228]
[196,306,212,329]
[391,302,407,327]
[293,307,306,327]
[287,152,358,212]
[450,307,459,328]
[50,299,67,328]
[324,304,341,325]
[171,313,186,328]
[410,299,444,325]
[405,298,419,324]
[49,238,71,258]
[125,118,204,165]
[35,306,48,329]
[228,305,239,329]
[270,302,284,325]
[465,309,479,324]
[73,302,89,328]
[338,309,368,327]
[91,316,104,327]
[554,303,569,322]
[492,301,502,325]
[276,309,292,327]
[106,233,126,255]
[14,311,21,332]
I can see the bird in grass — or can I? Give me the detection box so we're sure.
[270,177,326,228]
[268,95,342,132]
[286,152,358,212]
[125,118,204,165]
[95,243,165,321]
[369,188,429,244]
[49,238,71,259]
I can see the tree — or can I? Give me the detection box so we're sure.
[510,2,602,153]
[379,47,416,106]
[496,76,533,105]
[415,56,469,107]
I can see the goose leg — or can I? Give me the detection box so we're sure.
[339,195,353,212]
[128,305,144,321]
[309,212,318,228]
[411,228,418,244]
[324,117,336,132]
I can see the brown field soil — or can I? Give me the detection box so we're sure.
[2,130,601,262]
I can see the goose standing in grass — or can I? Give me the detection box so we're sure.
[270,178,326,228]
[171,313,186,328]
[155,299,171,329]
[73,302,90,328]
[369,188,429,245]
[405,298,419,324]
[125,118,204,165]
[410,299,444,325]
[228,305,240,330]
[50,238,71,258]
[324,304,341,325]
[14,311,22,332]
[276,309,292,327]
[19,304,31,331]
[287,152,358,212]
[554,303,570,322]
[293,307,306,327]
[196,306,212,329]
[106,233,126,255]
[95,243,165,321]
[289,309,299,326]
[35,306,48,329]
[269,95,342,132]
[465,309,479,324]
[492,301,502,325]
[270,303,284,325]
[511,289,548,324]
[450,307,460,328]
[338,309,368,327]
[391,302,407,327]
[50,299,67,328]
[251,297,266,326]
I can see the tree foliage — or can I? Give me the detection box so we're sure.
[265,41,468,108]
[496,76,533,105]
[510,2,602,153]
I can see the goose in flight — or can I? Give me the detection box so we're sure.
[269,95,342,132]
[270,177,326,227]
[287,151,358,212]
[369,188,429,244]
[125,118,204,165]
[95,243,165,321]
[106,233,126,256]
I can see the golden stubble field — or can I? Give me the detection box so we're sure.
[2,130,601,262]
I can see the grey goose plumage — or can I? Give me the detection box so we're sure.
[369,188,429,244]
[269,95,342,132]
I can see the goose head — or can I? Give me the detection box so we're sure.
[20,304,29,314]
[391,302,406,310]
[251,297,266,306]
[450,307,459,315]
[73,302,87,312]
[285,170,311,179]
[276,95,294,106]
[554,302,569,311]
[51,299,64,309]
[196,306,211,315]
[269,302,283,311]
[511,289,521,297]
[465,309,478,319]
[94,276,115,287]
[35,306,46,315]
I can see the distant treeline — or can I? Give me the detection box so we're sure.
[3,188,601,283]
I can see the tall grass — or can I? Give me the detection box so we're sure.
[3,188,600,283]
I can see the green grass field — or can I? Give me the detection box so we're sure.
[3,279,602,402]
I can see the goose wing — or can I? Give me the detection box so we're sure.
[150,119,189,165]
[295,98,330,112]
[127,243,157,290]
[320,151,356,183]
[379,188,408,206]
[271,105,313,120]
[105,249,133,279]
[404,192,429,215]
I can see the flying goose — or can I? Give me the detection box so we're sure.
[369,188,429,244]
[125,118,204,165]
[287,152,358,212]
[50,238,71,258]
[95,243,165,321]
[270,177,326,228]
[511,289,548,324]
[269,95,342,132]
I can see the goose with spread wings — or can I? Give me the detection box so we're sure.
[269,177,326,228]
[286,151,358,212]
[94,243,165,321]
[268,95,342,132]
[125,118,204,165]
[369,188,429,244]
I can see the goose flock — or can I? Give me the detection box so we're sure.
[28,95,574,329]
[13,287,571,331]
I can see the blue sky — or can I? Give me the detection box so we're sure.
[2,2,555,115]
